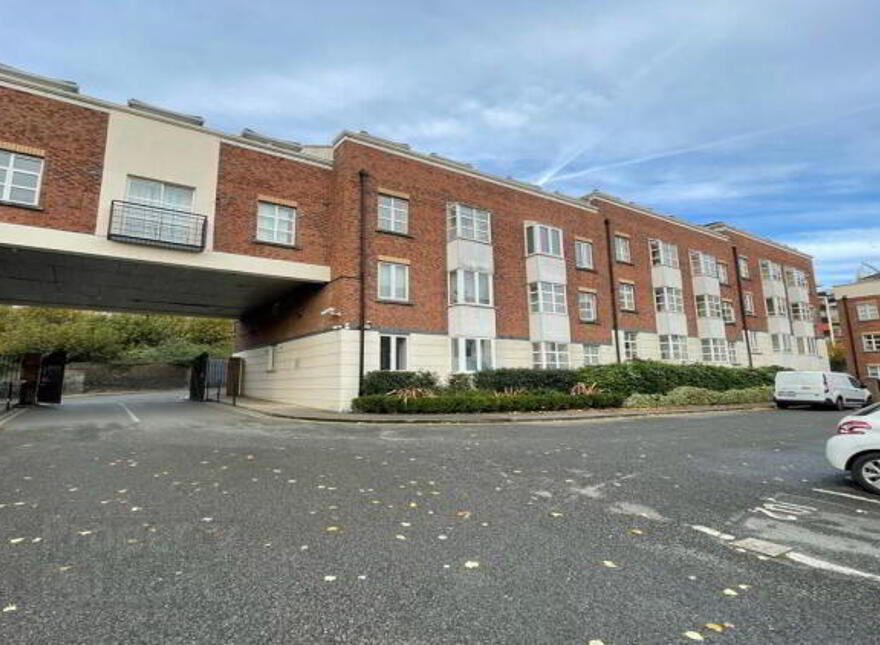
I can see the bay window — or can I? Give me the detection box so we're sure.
[695,294,722,318]
[529,282,566,314]
[654,287,684,313]
[449,270,492,306]
[649,239,679,268]
[532,341,569,369]
[525,224,563,257]
[659,335,688,361]
[447,203,491,243]
[451,338,493,373]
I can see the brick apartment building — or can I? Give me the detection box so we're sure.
[0,64,828,410]
[833,271,880,381]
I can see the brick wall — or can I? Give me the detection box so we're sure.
[838,294,880,379]
[0,86,107,233]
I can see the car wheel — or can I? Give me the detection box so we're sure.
[835,397,845,411]
[851,452,880,495]
[776,401,789,409]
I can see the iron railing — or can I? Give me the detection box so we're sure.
[108,200,207,251]
[0,354,21,411]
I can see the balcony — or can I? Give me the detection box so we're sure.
[108,200,207,251]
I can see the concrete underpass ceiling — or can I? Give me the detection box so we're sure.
[0,245,311,317]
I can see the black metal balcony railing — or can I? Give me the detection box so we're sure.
[108,200,207,251]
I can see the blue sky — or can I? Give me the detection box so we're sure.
[3,0,879,286]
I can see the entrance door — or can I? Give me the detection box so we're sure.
[37,351,66,404]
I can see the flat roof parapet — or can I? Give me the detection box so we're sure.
[241,128,302,152]
[127,99,205,126]
[0,62,79,93]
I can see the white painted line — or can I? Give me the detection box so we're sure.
[0,408,27,428]
[118,402,140,424]
[731,537,792,557]
[786,551,880,583]
[812,488,880,507]
[690,525,736,541]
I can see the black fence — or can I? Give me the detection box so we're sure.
[189,354,242,403]
[0,354,21,411]
[108,200,207,251]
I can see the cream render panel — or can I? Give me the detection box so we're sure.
[787,285,809,303]
[651,265,683,289]
[447,239,493,272]
[767,316,793,335]
[525,255,567,284]
[762,280,787,299]
[97,111,220,250]
[691,275,720,297]
[448,305,496,338]
[655,312,688,336]
[696,317,725,338]
[495,338,532,368]
[529,313,570,343]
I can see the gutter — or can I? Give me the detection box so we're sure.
[604,218,622,363]
[358,170,369,396]
[732,245,754,368]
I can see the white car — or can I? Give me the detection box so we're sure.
[826,402,880,495]
[774,370,872,410]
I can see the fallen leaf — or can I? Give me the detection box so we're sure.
[9,538,24,544]
[324,526,341,533]
[395,534,407,541]
[77,530,93,536]
[601,560,618,568]
[627,528,644,535]
[588,641,605,645]
[464,560,480,569]
[2,604,17,612]
[722,588,738,596]
[323,575,336,582]
[456,510,472,519]
[549,511,564,518]
[705,623,724,633]
[683,631,704,641]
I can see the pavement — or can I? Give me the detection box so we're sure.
[1,390,879,644]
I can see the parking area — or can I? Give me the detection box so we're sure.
[0,392,878,643]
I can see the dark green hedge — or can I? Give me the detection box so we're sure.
[351,390,625,414]
[360,370,439,395]
[473,368,581,393]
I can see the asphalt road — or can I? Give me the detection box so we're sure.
[1,392,878,644]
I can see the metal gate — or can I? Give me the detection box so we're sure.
[189,354,242,403]
[36,351,66,404]
[0,354,21,411]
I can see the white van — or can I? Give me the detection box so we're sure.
[774,371,872,410]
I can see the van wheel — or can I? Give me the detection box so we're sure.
[776,401,789,409]
[835,397,845,411]
[852,452,880,495]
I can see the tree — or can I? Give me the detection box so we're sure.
[826,340,847,372]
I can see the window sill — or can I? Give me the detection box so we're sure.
[377,229,414,239]
[449,236,492,246]
[575,266,597,273]
[376,299,414,306]
[527,252,564,260]
[724,320,736,325]
[252,239,300,250]
[0,200,43,212]
[579,319,599,324]
[449,303,494,309]
[615,260,634,266]
[620,308,638,314]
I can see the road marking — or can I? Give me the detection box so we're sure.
[690,525,736,540]
[812,488,880,506]
[0,408,27,428]
[118,402,140,424]
[786,551,880,583]
[731,537,792,557]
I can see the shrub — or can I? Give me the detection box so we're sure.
[622,385,772,408]
[446,373,474,392]
[361,370,438,395]
[473,368,581,393]
[351,390,625,414]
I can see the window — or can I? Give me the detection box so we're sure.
[529,282,566,314]
[256,201,296,245]
[575,240,594,269]
[806,337,818,355]
[765,296,788,317]
[619,283,636,311]
[532,341,569,369]
[622,331,638,361]
[863,333,880,352]
[867,365,880,378]
[525,224,563,257]
[783,334,793,353]
[577,291,597,322]
[701,338,729,363]
[451,338,493,373]
[583,343,600,365]
[857,302,880,321]
[654,287,684,313]
[649,239,679,268]
[614,235,631,263]
[796,337,806,355]
[747,329,761,353]
[659,335,688,361]
[743,292,755,315]
[448,270,492,306]
[738,256,750,279]
[759,259,783,281]
[127,176,194,211]
[785,267,808,288]
[728,341,739,365]
[722,300,736,324]
[695,294,722,318]
[0,150,44,206]
[447,203,491,243]
[378,194,408,234]
[380,335,407,370]
[377,262,409,301]
[790,302,812,321]
[717,262,729,285]
[771,333,782,352]
[689,250,718,278]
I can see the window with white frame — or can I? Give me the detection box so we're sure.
[378,194,408,234]
[771,333,782,352]
[857,302,880,321]
[649,239,679,268]
[689,250,718,278]
[784,267,808,288]
[760,259,783,281]
[695,294,722,318]
[451,337,493,373]
[127,176,194,211]
[867,365,880,378]
[532,341,569,369]
[659,334,688,361]
[583,343,600,365]
[447,203,491,243]
[654,286,684,313]
[738,256,750,279]
[529,282,566,314]
[721,300,736,324]
[614,235,631,263]
[622,331,638,361]
[765,296,788,317]
[379,335,408,370]
[748,329,761,353]
[525,224,563,257]
[790,302,812,321]
[377,261,409,301]
[0,150,44,206]
[575,239,594,269]
[728,341,739,364]
[717,262,729,285]
[448,270,492,306]
[701,338,729,363]
[783,334,793,353]
[806,337,818,355]
[863,333,880,352]
[743,292,755,315]
[256,201,296,245]
[577,291,597,322]
[619,283,636,311]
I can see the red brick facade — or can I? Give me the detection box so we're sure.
[837,293,880,380]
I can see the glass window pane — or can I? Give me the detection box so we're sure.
[480,339,492,370]
[11,171,37,188]
[464,271,476,303]
[396,337,407,370]
[163,184,194,211]
[478,272,490,305]
[0,151,10,168]
[451,339,459,371]
[127,177,162,204]
[540,227,550,254]
[9,187,36,204]
[379,263,392,298]
[465,339,477,372]
[526,227,535,254]
[12,155,41,173]
[0,169,6,185]
[380,336,391,370]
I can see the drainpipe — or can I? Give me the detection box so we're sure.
[841,296,861,377]
[604,218,621,363]
[731,246,753,368]
[358,169,369,396]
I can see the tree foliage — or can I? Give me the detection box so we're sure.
[0,306,234,364]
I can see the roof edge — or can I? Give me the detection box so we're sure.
[705,222,813,260]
